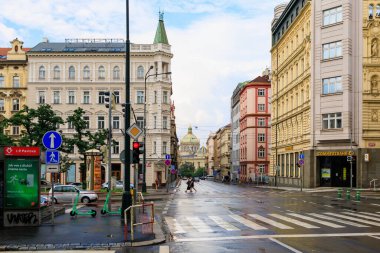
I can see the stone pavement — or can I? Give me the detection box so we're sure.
[0,187,174,251]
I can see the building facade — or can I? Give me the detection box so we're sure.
[178,126,207,171]
[0,39,29,140]
[240,75,271,183]
[205,132,216,176]
[26,15,173,188]
[213,124,231,181]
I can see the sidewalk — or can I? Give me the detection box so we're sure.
[0,187,174,251]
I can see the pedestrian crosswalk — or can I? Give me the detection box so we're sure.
[164,210,380,235]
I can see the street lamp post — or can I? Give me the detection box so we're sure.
[142,70,172,193]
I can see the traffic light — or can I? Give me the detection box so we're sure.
[104,91,116,109]
[132,141,140,164]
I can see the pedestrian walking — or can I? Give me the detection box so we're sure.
[190,178,197,193]
[185,178,192,193]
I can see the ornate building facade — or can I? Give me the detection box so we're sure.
[178,126,207,171]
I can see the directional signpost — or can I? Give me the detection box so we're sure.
[165,154,171,192]
[298,153,304,192]
[42,131,62,150]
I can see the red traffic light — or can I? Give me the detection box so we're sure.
[133,142,140,149]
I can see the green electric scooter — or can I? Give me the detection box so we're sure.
[100,189,121,215]
[69,192,97,217]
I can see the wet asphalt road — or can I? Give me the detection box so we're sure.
[125,180,380,253]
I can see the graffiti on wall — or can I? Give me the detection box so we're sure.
[4,211,39,227]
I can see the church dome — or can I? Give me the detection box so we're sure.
[180,126,200,144]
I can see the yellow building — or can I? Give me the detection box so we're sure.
[0,38,29,139]
[178,126,207,171]
[270,1,312,186]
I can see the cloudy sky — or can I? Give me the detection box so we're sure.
[0,0,285,144]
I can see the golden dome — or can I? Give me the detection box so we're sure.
[180,126,200,144]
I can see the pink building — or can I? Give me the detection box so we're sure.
[240,75,271,182]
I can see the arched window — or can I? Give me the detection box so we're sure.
[39,66,45,79]
[98,66,105,79]
[68,66,75,79]
[137,66,144,79]
[53,66,60,79]
[113,66,120,80]
[377,4,380,16]
[369,4,374,18]
[83,66,90,79]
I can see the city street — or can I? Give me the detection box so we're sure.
[139,180,380,253]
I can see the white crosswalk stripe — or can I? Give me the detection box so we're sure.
[358,212,380,218]
[269,214,319,228]
[209,216,240,231]
[287,213,345,228]
[186,217,213,233]
[308,213,369,228]
[229,214,268,230]
[165,217,186,234]
[248,214,293,229]
[325,213,380,226]
[341,212,380,222]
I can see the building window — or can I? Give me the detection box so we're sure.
[258,164,265,174]
[83,116,90,129]
[323,41,342,60]
[153,141,157,154]
[322,76,342,94]
[38,91,46,104]
[258,118,265,127]
[323,6,342,26]
[0,99,4,111]
[54,66,60,79]
[13,76,20,88]
[154,91,157,103]
[83,66,90,79]
[369,4,374,18]
[113,66,120,80]
[137,91,144,104]
[258,148,265,158]
[98,66,105,79]
[112,141,120,154]
[113,116,120,129]
[162,141,167,154]
[377,4,380,17]
[322,113,342,129]
[258,133,265,142]
[68,121,74,129]
[137,66,144,79]
[68,66,75,79]
[83,91,90,104]
[163,116,168,129]
[137,116,144,129]
[98,91,106,104]
[98,116,105,129]
[154,116,157,128]
[163,91,168,104]
[53,91,61,104]
[39,66,45,79]
[0,76,4,87]
[258,104,265,111]
[68,90,75,104]
[12,98,19,111]
[113,91,120,103]
[258,89,265,96]
[12,126,19,135]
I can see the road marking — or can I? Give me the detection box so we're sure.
[308,213,369,228]
[159,245,170,253]
[65,205,84,213]
[162,211,167,215]
[325,213,380,226]
[269,214,319,229]
[248,214,293,229]
[274,206,281,209]
[229,214,268,230]
[341,212,380,222]
[287,213,344,228]
[371,204,380,207]
[174,232,380,242]
[358,212,380,218]
[165,217,185,234]
[323,205,333,208]
[209,216,240,231]
[270,238,303,253]
[369,235,380,240]
[186,217,213,233]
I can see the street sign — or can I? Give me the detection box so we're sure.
[127,123,143,140]
[3,146,40,156]
[364,153,370,162]
[46,164,60,173]
[46,150,60,164]
[165,154,171,160]
[42,131,62,150]
[298,159,304,166]
[165,160,171,166]
[299,153,304,159]
[347,156,352,162]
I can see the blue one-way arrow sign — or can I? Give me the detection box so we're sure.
[42,131,62,150]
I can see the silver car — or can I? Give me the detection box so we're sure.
[49,185,98,204]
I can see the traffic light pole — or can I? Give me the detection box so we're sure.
[121,0,132,221]
[107,94,112,211]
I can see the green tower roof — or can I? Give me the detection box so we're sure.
[153,12,169,45]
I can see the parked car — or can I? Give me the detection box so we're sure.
[200,176,206,180]
[101,181,133,190]
[49,185,98,204]
[40,179,52,189]
[193,177,200,182]
[40,195,51,207]
[206,175,214,180]
[68,182,83,189]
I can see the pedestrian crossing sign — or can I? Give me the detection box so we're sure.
[46,150,60,164]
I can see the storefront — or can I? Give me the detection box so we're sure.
[317,151,356,187]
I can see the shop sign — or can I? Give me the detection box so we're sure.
[343,167,347,181]
[5,159,39,209]
[285,146,293,151]
[316,151,354,156]
[368,143,376,147]
[321,168,331,179]
[4,147,40,157]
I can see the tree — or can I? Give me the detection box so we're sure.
[0,115,14,146]
[179,162,195,178]
[7,105,64,147]
[193,167,205,177]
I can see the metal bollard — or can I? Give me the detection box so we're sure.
[346,189,351,200]
[337,188,342,199]
[356,190,361,201]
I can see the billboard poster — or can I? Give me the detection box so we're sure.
[5,159,39,209]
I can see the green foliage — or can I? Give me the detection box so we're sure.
[179,162,195,178]
[193,167,205,177]
[0,116,14,146]
[60,153,74,173]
